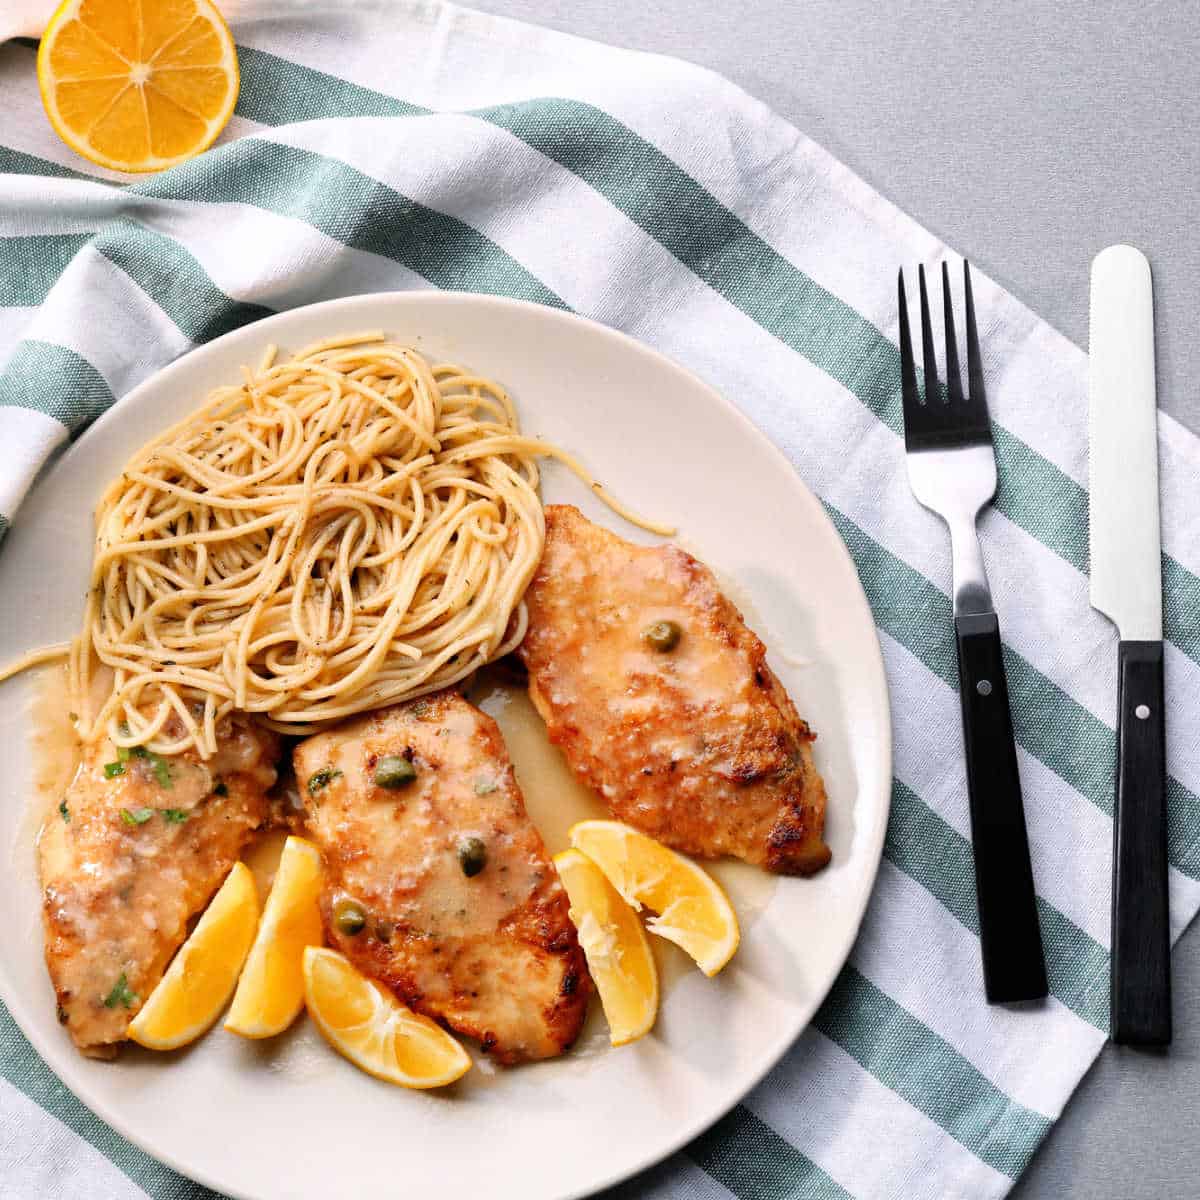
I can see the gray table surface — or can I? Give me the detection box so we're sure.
[471,1,1200,1197]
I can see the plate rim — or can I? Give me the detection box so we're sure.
[0,290,892,1200]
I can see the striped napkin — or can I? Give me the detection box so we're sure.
[2,2,1199,1198]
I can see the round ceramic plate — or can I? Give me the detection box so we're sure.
[0,293,891,1200]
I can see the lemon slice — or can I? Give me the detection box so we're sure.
[569,820,740,977]
[302,947,472,1089]
[127,861,258,1050]
[553,848,658,1047]
[37,0,239,174]
[225,836,324,1039]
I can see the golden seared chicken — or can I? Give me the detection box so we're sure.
[295,692,589,1064]
[40,717,279,1056]
[520,505,831,875]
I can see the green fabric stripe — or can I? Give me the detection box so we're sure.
[886,781,1108,1029]
[236,45,426,124]
[0,145,93,182]
[686,1104,853,1200]
[0,235,92,307]
[813,967,1051,1178]
[92,221,274,343]
[826,501,1200,879]
[133,139,565,308]
[0,340,115,432]
[0,1002,216,1198]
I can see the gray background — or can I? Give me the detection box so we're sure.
[471,1,1200,1197]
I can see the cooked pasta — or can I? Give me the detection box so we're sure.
[48,332,667,757]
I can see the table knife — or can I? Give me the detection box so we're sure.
[1089,244,1171,1046]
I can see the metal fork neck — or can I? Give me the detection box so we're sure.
[948,515,994,616]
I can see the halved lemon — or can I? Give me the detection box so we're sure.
[554,848,658,1047]
[128,861,258,1050]
[37,0,240,174]
[302,947,472,1089]
[569,820,740,977]
[225,836,324,1039]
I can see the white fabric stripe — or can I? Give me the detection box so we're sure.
[257,114,690,325]
[120,197,432,310]
[0,173,433,314]
[0,1078,148,1200]
[0,305,36,373]
[745,1028,1012,1200]
[21,247,192,402]
[0,408,68,518]
[851,860,1104,1114]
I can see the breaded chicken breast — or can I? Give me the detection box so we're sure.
[40,717,279,1056]
[294,692,589,1064]
[519,505,831,875]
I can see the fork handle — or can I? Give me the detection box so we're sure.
[955,611,1048,1002]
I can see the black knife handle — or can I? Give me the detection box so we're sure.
[1111,639,1171,1045]
[955,611,1048,1002]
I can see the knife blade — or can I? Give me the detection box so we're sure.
[1088,243,1171,1046]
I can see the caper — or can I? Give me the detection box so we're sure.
[334,898,367,936]
[457,836,487,877]
[374,755,417,789]
[643,619,682,652]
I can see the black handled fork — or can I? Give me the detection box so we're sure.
[898,261,1048,1003]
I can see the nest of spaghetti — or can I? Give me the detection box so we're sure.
[70,333,563,759]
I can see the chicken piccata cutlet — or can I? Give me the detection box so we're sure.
[519,504,832,875]
[40,717,279,1057]
[294,691,589,1064]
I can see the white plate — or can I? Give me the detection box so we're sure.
[0,293,891,1200]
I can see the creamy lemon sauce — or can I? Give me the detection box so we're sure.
[28,665,83,850]
[31,663,772,1064]
[470,668,775,1062]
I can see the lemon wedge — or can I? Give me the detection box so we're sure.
[37,0,239,174]
[225,836,324,1039]
[569,820,740,977]
[554,848,658,1047]
[127,861,258,1050]
[302,947,472,1089]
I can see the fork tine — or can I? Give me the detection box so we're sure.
[897,269,923,442]
[918,264,940,405]
[963,261,987,416]
[942,261,964,405]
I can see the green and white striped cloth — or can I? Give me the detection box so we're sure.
[2,2,1199,1197]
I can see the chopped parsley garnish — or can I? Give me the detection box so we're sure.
[474,778,498,796]
[109,744,171,788]
[121,807,154,826]
[412,700,430,718]
[162,809,189,824]
[103,972,138,1009]
[307,767,342,796]
[213,780,228,797]
[149,753,172,788]
[58,800,69,822]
